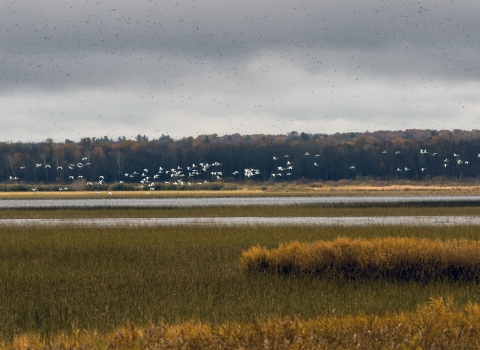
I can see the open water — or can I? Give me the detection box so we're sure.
[1,216,480,227]
[1,196,480,208]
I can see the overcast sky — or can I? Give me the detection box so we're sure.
[1,0,480,142]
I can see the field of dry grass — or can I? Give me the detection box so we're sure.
[3,298,479,350]
[240,237,480,281]
[2,180,480,198]
[2,224,480,349]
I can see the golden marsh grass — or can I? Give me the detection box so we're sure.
[240,237,480,281]
[3,298,480,349]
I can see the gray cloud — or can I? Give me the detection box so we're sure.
[1,0,480,141]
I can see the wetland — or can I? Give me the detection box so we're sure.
[1,191,480,348]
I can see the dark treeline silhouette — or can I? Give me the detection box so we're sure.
[1,129,480,185]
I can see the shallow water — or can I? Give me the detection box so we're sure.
[1,216,480,226]
[1,196,480,208]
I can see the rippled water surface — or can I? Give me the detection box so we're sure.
[2,196,480,208]
[1,216,480,226]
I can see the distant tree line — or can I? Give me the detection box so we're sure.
[1,129,480,184]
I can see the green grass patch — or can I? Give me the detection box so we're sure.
[2,224,480,341]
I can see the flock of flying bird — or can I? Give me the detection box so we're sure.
[7,148,480,193]
[380,149,480,174]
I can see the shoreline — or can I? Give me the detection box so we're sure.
[1,184,480,199]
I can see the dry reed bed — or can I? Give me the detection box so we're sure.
[3,298,480,349]
[2,183,480,199]
[240,237,480,281]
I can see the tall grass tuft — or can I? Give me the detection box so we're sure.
[240,237,480,281]
[4,298,480,349]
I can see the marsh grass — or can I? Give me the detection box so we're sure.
[2,225,480,342]
[1,205,480,219]
[240,237,480,281]
[3,298,480,349]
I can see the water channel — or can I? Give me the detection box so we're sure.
[1,216,480,227]
[1,196,480,208]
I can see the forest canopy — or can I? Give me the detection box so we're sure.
[1,129,480,185]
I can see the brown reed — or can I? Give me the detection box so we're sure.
[3,298,480,349]
[239,237,480,281]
